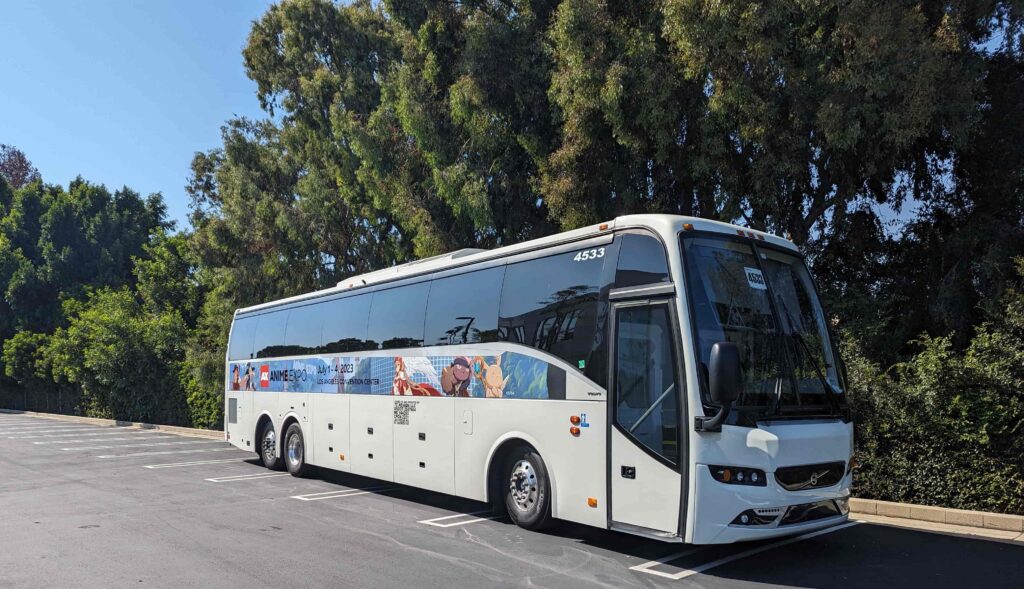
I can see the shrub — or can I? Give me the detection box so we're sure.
[846,259,1024,514]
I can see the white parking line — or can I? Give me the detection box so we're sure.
[0,426,103,433]
[418,511,498,528]
[62,440,220,451]
[7,428,135,438]
[629,521,861,580]
[96,447,241,458]
[143,458,249,469]
[205,472,291,483]
[290,487,394,501]
[13,430,164,440]
[34,435,179,445]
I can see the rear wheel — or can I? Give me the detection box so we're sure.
[503,447,552,531]
[284,423,309,477]
[259,421,283,470]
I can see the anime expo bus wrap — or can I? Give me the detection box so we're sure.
[224,214,854,544]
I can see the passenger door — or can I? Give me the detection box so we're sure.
[608,299,684,536]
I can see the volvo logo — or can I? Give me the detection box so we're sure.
[795,469,830,490]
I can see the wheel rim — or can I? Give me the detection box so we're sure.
[262,426,277,462]
[508,459,538,512]
[286,431,302,467]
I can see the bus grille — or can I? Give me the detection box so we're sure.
[774,461,845,491]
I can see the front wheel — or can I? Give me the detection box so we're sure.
[259,422,283,470]
[503,447,552,531]
[284,423,310,477]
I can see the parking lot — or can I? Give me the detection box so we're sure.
[1,413,1021,588]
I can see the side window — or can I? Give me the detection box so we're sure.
[615,232,671,287]
[228,316,258,360]
[424,266,503,346]
[253,310,290,359]
[322,295,372,353]
[366,282,431,350]
[614,304,679,464]
[499,248,604,372]
[283,303,323,355]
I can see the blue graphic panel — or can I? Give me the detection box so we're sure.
[227,351,565,399]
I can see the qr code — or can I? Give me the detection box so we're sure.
[393,399,418,425]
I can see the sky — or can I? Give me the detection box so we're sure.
[0,0,275,229]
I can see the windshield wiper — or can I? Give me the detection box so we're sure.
[774,294,842,416]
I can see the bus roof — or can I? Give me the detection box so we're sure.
[235,214,795,315]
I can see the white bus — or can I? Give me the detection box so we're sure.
[224,214,853,544]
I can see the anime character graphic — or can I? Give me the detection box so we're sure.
[242,363,256,391]
[473,355,510,398]
[440,356,473,397]
[392,357,443,396]
[230,365,241,391]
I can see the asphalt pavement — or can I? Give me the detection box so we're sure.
[1,413,1021,588]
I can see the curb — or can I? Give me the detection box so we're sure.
[0,409,225,440]
[850,498,1024,533]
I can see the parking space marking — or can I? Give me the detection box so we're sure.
[62,440,219,451]
[0,426,106,434]
[290,487,395,501]
[418,511,499,528]
[96,447,240,458]
[14,430,166,440]
[35,435,179,445]
[629,521,861,580]
[205,472,291,483]
[143,458,249,469]
[8,428,141,439]
[0,424,83,434]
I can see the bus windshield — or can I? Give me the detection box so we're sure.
[681,235,845,421]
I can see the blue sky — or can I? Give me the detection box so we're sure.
[0,0,274,229]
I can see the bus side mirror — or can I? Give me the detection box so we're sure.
[709,341,742,405]
[697,342,743,432]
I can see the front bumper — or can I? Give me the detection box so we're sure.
[690,464,852,544]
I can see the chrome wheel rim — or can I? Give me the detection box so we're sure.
[508,460,538,512]
[286,431,302,467]
[262,427,276,462]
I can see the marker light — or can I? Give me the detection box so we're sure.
[683,223,694,231]
[569,426,581,436]
[570,415,581,425]
[339,453,345,461]
[599,223,609,230]
[588,497,598,508]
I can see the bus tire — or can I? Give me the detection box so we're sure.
[283,422,309,477]
[503,447,552,531]
[259,421,284,471]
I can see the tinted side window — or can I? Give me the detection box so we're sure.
[614,304,679,464]
[366,282,431,350]
[499,248,604,372]
[253,310,290,359]
[615,232,670,287]
[424,267,503,346]
[228,316,258,360]
[283,304,323,355]
[322,295,372,353]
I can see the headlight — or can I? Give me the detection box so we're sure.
[709,465,767,487]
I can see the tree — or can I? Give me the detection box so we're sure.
[0,144,41,190]
[47,289,189,424]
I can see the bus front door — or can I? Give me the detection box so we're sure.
[608,299,683,538]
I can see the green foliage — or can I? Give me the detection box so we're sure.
[847,260,1024,514]
[47,288,189,424]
